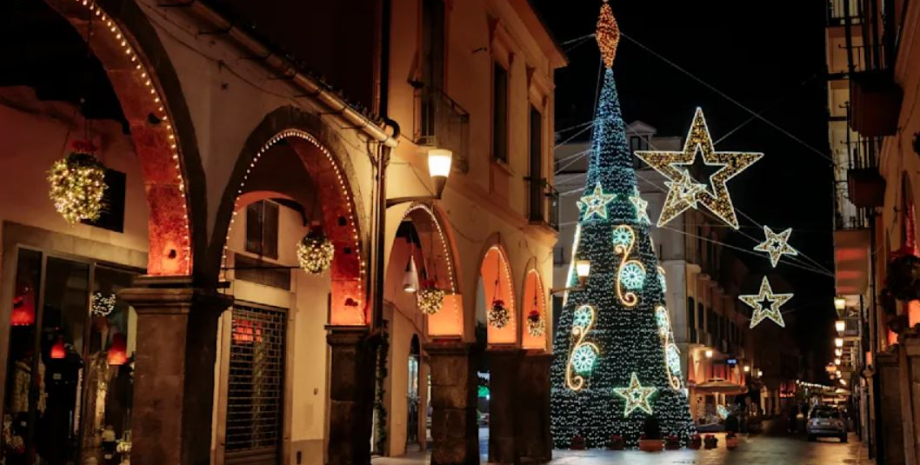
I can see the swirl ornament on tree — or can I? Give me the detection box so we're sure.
[48,141,107,224]
[417,285,445,315]
[296,226,334,274]
[612,225,645,307]
[566,304,599,391]
[488,298,510,329]
[526,309,545,337]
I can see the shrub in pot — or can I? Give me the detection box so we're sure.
[726,432,739,449]
[703,434,718,449]
[570,434,586,450]
[665,434,681,450]
[688,433,702,450]
[607,434,624,450]
[725,414,739,434]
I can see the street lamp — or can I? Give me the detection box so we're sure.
[834,296,846,312]
[743,365,750,373]
[834,358,841,366]
[835,319,846,334]
[427,148,452,198]
[756,369,763,378]
[835,337,844,348]
[835,348,843,357]
[402,256,419,293]
[705,349,713,359]
[576,260,591,286]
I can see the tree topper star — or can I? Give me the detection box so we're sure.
[613,372,657,417]
[754,226,798,267]
[739,276,792,328]
[577,182,616,221]
[635,108,762,229]
[630,187,650,224]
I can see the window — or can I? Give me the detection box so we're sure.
[529,105,544,222]
[492,63,509,163]
[246,201,279,259]
[419,0,445,138]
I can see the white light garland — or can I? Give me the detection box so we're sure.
[417,287,445,315]
[488,299,510,329]
[296,230,334,274]
[48,149,107,225]
[613,372,657,417]
[753,225,798,268]
[577,182,616,221]
[92,292,117,317]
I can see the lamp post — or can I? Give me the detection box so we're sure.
[835,319,846,334]
[549,259,592,294]
[705,349,714,379]
[835,337,844,348]
[834,296,846,312]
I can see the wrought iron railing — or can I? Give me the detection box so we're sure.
[414,87,470,173]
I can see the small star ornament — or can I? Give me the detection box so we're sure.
[577,182,616,221]
[635,108,763,229]
[613,372,657,417]
[629,187,650,224]
[754,226,798,267]
[739,276,793,328]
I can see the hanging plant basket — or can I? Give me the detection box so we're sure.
[297,227,334,274]
[48,141,107,224]
[488,299,510,329]
[417,283,445,315]
[526,309,545,337]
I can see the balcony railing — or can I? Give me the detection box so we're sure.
[527,178,560,230]
[827,0,863,26]
[414,87,470,173]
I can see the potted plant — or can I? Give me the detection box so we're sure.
[703,434,718,449]
[665,434,681,450]
[607,434,624,450]
[726,432,738,449]
[638,416,664,452]
[688,433,702,450]
[570,434,586,450]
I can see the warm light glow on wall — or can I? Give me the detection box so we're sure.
[481,246,516,345]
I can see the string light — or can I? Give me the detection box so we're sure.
[613,225,645,307]
[635,108,763,230]
[595,0,620,68]
[577,182,617,221]
[739,276,793,328]
[613,373,657,417]
[488,299,510,329]
[296,230,335,274]
[629,186,651,225]
[48,147,107,225]
[753,226,798,268]
[417,287,445,315]
[566,305,599,391]
[91,292,117,317]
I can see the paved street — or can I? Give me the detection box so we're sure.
[374,422,869,465]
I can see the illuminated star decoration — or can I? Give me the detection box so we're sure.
[629,187,650,224]
[754,226,798,268]
[635,108,763,229]
[577,182,616,221]
[613,372,657,417]
[739,276,793,328]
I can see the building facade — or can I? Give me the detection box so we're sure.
[0,1,564,465]
[827,0,920,463]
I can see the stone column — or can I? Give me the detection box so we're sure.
[901,336,920,465]
[118,276,231,465]
[326,326,377,465]
[488,348,523,464]
[878,350,905,465]
[517,352,553,462]
[425,340,479,465]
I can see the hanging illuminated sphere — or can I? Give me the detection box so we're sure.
[417,287,445,315]
[48,142,107,225]
[297,228,335,274]
[526,310,545,337]
[571,344,598,375]
[488,299,510,329]
[619,262,646,290]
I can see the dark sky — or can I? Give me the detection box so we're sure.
[532,0,837,379]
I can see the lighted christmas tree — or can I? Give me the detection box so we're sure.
[550,2,695,448]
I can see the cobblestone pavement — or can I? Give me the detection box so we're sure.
[373,423,869,465]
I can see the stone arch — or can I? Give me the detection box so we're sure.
[477,235,517,346]
[521,259,548,351]
[212,106,368,326]
[44,0,206,276]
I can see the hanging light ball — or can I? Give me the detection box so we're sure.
[48,141,107,225]
[526,310,545,337]
[488,299,510,329]
[297,227,334,274]
[417,286,445,315]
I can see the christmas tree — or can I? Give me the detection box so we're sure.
[550,2,696,448]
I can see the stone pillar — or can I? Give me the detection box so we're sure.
[878,350,905,465]
[488,348,523,464]
[118,276,231,465]
[425,340,479,465]
[901,336,920,465]
[327,326,377,465]
[517,352,552,462]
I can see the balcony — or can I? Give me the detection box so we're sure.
[850,71,903,137]
[826,0,862,27]
[527,178,560,230]
[414,87,470,173]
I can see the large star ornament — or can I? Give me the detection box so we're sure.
[613,372,657,417]
[630,187,650,224]
[739,276,793,328]
[577,182,616,221]
[754,226,798,267]
[635,108,763,229]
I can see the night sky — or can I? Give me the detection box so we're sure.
[532,0,837,379]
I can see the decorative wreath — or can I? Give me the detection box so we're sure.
[488,299,510,329]
[296,227,335,274]
[48,141,107,224]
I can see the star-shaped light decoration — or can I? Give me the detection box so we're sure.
[635,108,763,229]
[754,226,798,267]
[630,187,650,224]
[576,182,616,221]
[739,276,793,328]
[613,372,657,417]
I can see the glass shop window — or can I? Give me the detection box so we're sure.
[2,248,138,465]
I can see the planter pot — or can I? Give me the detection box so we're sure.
[665,442,681,450]
[688,440,702,450]
[704,439,718,449]
[726,437,739,449]
[638,439,664,452]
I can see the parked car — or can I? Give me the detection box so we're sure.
[806,405,847,442]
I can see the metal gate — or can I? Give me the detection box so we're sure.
[225,304,287,465]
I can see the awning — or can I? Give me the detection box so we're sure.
[693,378,747,395]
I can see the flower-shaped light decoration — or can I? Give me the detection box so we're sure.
[526,309,545,337]
[417,286,445,315]
[297,227,335,275]
[619,262,646,290]
[48,141,107,224]
[488,298,510,329]
[571,344,598,375]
